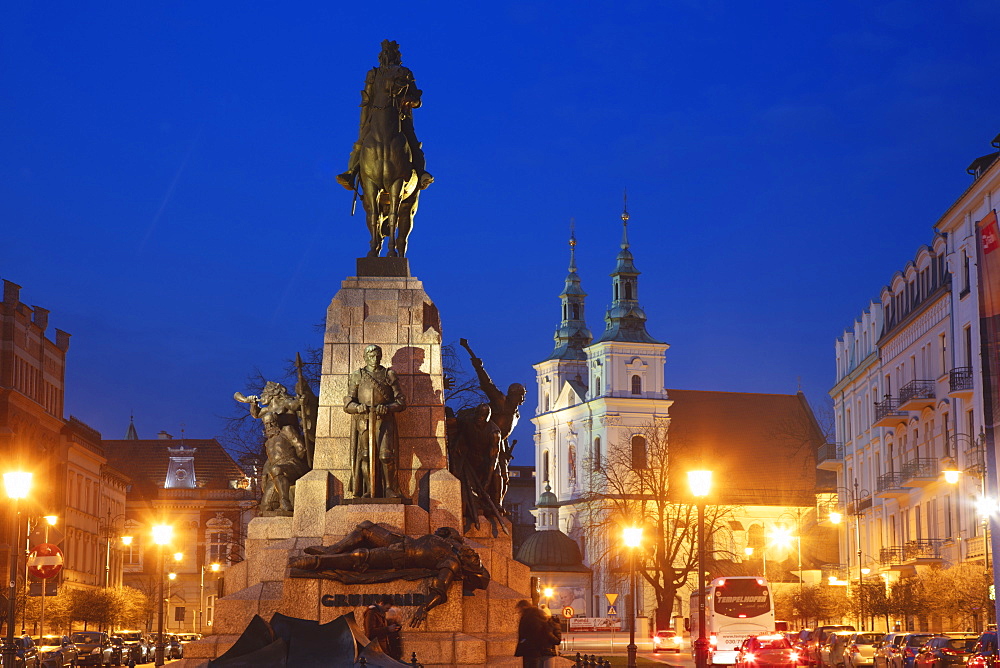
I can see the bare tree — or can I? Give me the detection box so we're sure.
[442,342,487,413]
[581,420,736,631]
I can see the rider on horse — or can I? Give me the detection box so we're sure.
[337,40,433,193]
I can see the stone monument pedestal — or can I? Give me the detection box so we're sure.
[178,267,559,667]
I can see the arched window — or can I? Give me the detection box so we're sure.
[593,437,602,471]
[631,375,642,395]
[624,282,633,300]
[543,450,550,482]
[572,304,580,319]
[544,394,550,412]
[594,377,601,397]
[747,524,764,550]
[631,435,647,469]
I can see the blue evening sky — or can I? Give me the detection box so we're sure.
[3,2,998,466]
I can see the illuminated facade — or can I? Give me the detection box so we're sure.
[531,210,835,626]
[829,134,1000,627]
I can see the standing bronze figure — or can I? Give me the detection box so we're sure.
[235,365,316,515]
[460,338,526,507]
[344,344,406,498]
[338,40,433,258]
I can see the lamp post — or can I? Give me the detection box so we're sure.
[829,480,870,631]
[199,562,220,633]
[623,526,643,668]
[151,524,173,667]
[688,470,713,668]
[2,472,30,668]
[99,513,133,589]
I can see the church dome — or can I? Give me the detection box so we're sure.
[515,530,590,572]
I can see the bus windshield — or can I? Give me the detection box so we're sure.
[713,578,770,618]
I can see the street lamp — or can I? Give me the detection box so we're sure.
[151,524,173,667]
[2,472,30,668]
[623,526,643,668]
[688,470,712,668]
[829,480,871,631]
[200,562,221,633]
[99,513,133,588]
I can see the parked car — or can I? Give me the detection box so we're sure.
[736,634,800,668]
[892,633,936,668]
[803,626,857,666]
[914,634,978,668]
[34,635,78,668]
[149,634,183,660]
[9,636,40,668]
[844,632,882,668]
[176,633,201,644]
[964,632,998,668]
[821,631,858,668]
[70,631,113,667]
[108,636,126,666]
[114,631,149,664]
[653,629,683,653]
[874,632,910,668]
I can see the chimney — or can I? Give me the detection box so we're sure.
[32,306,49,332]
[55,329,71,352]
[158,431,173,440]
[3,280,21,305]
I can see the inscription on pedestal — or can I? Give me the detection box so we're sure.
[321,592,427,607]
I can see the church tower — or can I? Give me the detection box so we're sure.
[534,228,593,417]
[585,199,668,401]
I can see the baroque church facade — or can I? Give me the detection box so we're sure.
[529,208,837,626]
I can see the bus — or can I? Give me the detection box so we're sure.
[690,576,775,665]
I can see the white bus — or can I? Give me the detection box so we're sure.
[689,576,775,665]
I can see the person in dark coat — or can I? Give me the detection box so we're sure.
[362,595,401,655]
[515,599,560,667]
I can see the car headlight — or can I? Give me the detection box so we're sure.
[92,647,102,654]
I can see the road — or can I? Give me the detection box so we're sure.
[559,632,695,665]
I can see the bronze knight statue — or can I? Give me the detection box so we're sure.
[338,39,433,258]
[289,521,490,627]
[344,344,406,498]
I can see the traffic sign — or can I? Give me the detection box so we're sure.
[562,606,575,618]
[607,604,618,616]
[27,543,63,580]
[605,593,618,605]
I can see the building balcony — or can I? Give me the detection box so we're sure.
[949,366,974,399]
[873,397,908,428]
[880,540,945,568]
[900,457,939,487]
[875,472,909,499]
[817,443,844,471]
[898,380,936,411]
[966,535,986,560]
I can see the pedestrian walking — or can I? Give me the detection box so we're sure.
[515,599,560,668]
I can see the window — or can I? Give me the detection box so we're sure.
[593,437,602,471]
[965,326,973,366]
[571,304,580,320]
[543,451,550,483]
[630,435,647,469]
[624,282,633,300]
[206,516,235,565]
[963,251,971,294]
[124,534,142,566]
[594,377,601,397]
[631,375,642,395]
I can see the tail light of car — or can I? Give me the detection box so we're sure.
[906,648,917,657]
[940,648,959,655]
[850,645,860,654]
[791,652,800,662]
[746,653,757,662]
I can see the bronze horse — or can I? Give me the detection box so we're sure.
[357,63,422,258]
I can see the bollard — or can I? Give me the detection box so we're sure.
[410,651,422,667]
[574,651,582,667]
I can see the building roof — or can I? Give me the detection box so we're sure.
[664,389,835,506]
[102,438,247,498]
[515,529,591,572]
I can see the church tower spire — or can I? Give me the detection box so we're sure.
[594,193,663,344]
[543,221,593,361]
